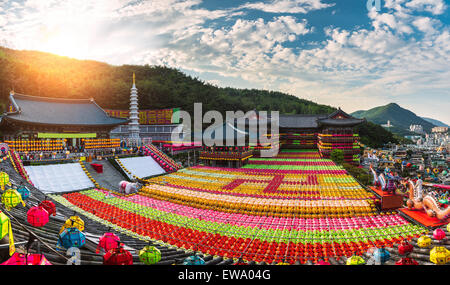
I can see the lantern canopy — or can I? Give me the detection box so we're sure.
[139,245,161,265]
[27,206,49,227]
[57,228,86,249]
[103,247,133,265]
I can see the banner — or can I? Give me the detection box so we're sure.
[105,108,180,125]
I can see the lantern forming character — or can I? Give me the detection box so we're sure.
[139,245,161,265]
[27,206,49,227]
[96,232,120,254]
[57,228,86,250]
[183,255,205,265]
[1,188,25,210]
[103,246,133,265]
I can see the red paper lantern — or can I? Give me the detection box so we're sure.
[103,246,133,265]
[96,233,120,254]
[433,229,446,241]
[398,240,414,256]
[39,200,56,216]
[27,206,49,227]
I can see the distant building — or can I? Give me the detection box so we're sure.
[410,124,424,134]
[381,120,393,128]
[432,126,448,133]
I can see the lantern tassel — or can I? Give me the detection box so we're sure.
[8,218,15,256]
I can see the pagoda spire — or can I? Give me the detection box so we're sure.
[129,73,140,140]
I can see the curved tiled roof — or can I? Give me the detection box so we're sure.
[4,93,128,127]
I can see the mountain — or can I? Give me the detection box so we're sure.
[351,103,436,136]
[421,117,449,128]
[0,46,398,147]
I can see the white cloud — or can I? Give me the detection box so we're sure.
[239,0,335,14]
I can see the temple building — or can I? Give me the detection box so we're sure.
[0,91,128,148]
[199,108,365,166]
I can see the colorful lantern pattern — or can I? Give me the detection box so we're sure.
[27,206,49,227]
[139,245,161,265]
[1,189,25,210]
[103,247,133,265]
[48,150,427,264]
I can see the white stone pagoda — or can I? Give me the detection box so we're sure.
[128,73,140,139]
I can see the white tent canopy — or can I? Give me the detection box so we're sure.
[117,156,166,179]
[25,163,95,194]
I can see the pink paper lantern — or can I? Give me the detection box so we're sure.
[27,206,49,227]
[433,228,446,241]
[96,232,121,254]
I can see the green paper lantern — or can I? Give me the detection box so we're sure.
[0,172,10,189]
[139,245,161,265]
[1,189,25,211]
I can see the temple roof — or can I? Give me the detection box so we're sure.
[278,114,327,129]
[3,93,129,127]
[279,108,365,129]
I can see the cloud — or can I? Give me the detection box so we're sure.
[239,0,335,14]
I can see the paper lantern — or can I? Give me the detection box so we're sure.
[103,247,133,265]
[395,257,418,265]
[417,235,432,248]
[1,189,25,211]
[1,252,52,265]
[429,246,450,265]
[346,255,365,265]
[398,240,414,255]
[57,228,86,249]
[139,245,161,265]
[183,255,205,265]
[60,216,84,234]
[27,206,49,227]
[96,232,120,254]
[39,200,56,216]
[16,186,30,200]
[0,211,15,256]
[373,247,390,264]
[433,228,446,241]
[0,172,10,189]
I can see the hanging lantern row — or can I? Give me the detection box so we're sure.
[5,139,65,152]
[83,139,120,149]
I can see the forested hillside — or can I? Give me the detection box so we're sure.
[0,46,398,147]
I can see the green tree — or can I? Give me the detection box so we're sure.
[330,149,344,165]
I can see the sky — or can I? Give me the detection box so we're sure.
[0,0,449,124]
